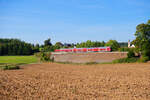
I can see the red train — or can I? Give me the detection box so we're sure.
[55,47,111,52]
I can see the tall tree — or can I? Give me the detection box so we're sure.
[105,40,120,51]
[0,38,34,55]
[54,42,63,49]
[44,38,52,46]
[133,19,150,59]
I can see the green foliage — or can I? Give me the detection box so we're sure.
[41,52,53,62]
[118,47,133,52]
[132,19,150,61]
[44,38,52,46]
[34,52,42,57]
[127,50,135,58]
[118,42,128,47]
[76,40,105,48]
[141,42,150,58]
[39,47,44,52]
[0,38,39,56]
[32,44,40,53]
[54,42,63,49]
[1,65,20,70]
[138,56,149,63]
[85,62,98,65]
[41,38,55,52]
[134,23,150,51]
[35,52,53,62]
[105,40,120,51]
[113,57,138,63]
[148,20,150,24]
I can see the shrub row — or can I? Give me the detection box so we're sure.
[118,47,135,52]
[1,65,20,70]
[113,57,138,63]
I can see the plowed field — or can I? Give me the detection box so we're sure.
[0,63,150,100]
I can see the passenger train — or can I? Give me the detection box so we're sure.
[55,47,111,52]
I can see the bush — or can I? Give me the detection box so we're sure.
[113,57,138,63]
[142,49,150,58]
[35,52,53,62]
[34,52,43,57]
[127,50,135,58]
[118,47,135,52]
[105,40,120,51]
[138,56,149,63]
[40,52,50,61]
[1,65,20,70]
[85,62,98,65]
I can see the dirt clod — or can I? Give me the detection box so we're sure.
[0,63,150,100]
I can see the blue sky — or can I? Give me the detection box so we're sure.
[0,0,150,44]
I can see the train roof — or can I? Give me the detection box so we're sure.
[58,47,110,50]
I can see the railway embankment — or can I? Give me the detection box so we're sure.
[51,52,128,63]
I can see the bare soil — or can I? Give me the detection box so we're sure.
[0,63,150,100]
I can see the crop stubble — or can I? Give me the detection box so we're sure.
[0,63,150,100]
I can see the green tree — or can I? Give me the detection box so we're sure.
[44,38,52,46]
[105,40,120,51]
[54,42,63,49]
[148,20,150,24]
[0,45,3,55]
[127,50,135,58]
[133,19,150,60]
[85,40,92,47]
[0,38,34,55]
[101,41,105,46]
[43,38,53,52]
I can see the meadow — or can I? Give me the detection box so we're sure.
[0,56,38,65]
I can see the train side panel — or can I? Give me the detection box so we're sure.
[54,47,111,52]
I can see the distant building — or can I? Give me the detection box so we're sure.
[128,40,135,48]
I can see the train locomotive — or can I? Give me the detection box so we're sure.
[55,47,111,52]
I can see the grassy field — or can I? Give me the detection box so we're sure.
[0,56,38,65]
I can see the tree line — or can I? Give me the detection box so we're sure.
[41,39,127,52]
[0,38,128,56]
[0,39,39,56]
[0,38,127,56]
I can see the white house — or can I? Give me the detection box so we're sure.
[128,40,135,48]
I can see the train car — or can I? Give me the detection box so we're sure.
[55,47,111,52]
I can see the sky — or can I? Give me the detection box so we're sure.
[0,0,150,44]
